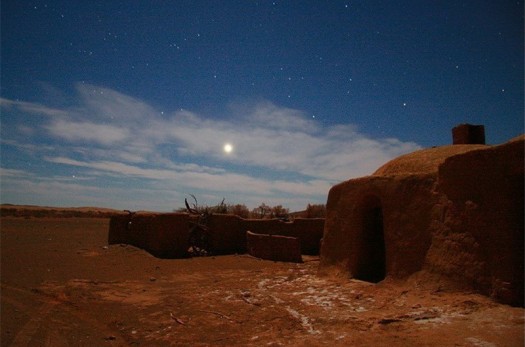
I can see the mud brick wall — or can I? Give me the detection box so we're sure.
[320,175,436,281]
[108,214,130,245]
[240,218,324,255]
[286,218,325,255]
[320,135,524,306]
[206,214,245,255]
[428,138,524,306]
[246,231,302,263]
[109,213,325,258]
[452,123,485,145]
[206,216,325,255]
[241,219,286,235]
[108,213,190,258]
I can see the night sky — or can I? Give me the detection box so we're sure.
[1,1,523,211]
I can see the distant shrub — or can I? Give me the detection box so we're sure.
[250,203,272,219]
[227,204,250,218]
[305,204,326,218]
[175,195,323,220]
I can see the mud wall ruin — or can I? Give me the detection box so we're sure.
[320,135,524,306]
[241,217,325,255]
[108,213,324,259]
[109,213,190,258]
[246,231,303,263]
[205,214,245,255]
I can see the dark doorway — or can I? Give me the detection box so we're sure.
[354,196,386,283]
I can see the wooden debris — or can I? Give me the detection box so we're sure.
[197,309,232,321]
[170,313,185,325]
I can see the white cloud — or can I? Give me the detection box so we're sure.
[237,101,317,131]
[46,119,130,146]
[43,156,328,198]
[76,84,158,123]
[0,84,421,210]
[0,97,68,117]
[0,168,34,178]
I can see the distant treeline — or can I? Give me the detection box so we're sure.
[175,198,326,219]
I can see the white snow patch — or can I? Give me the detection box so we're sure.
[257,279,269,290]
[285,307,320,335]
[413,317,449,325]
[465,337,496,347]
[270,295,284,304]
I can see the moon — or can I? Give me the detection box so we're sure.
[223,143,233,153]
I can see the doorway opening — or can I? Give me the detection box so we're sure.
[354,195,386,283]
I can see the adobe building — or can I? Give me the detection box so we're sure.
[319,126,524,306]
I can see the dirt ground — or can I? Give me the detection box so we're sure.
[1,216,523,346]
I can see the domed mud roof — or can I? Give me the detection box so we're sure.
[373,144,488,176]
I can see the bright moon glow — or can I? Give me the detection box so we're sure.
[223,143,233,153]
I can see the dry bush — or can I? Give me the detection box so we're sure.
[304,204,326,218]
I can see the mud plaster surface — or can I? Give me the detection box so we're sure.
[1,217,523,346]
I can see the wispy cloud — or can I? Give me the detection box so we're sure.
[46,119,130,146]
[0,167,35,178]
[44,156,330,197]
[0,97,68,117]
[0,84,421,210]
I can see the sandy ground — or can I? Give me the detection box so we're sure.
[1,216,523,346]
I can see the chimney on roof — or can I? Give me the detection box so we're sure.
[452,124,485,145]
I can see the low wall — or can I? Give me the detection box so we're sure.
[284,218,325,255]
[195,215,324,255]
[246,231,302,263]
[241,218,324,255]
[108,213,190,258]
[109,213,325,259]
[206,214,244,255]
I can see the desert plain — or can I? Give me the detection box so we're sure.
[1,207,524,346]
